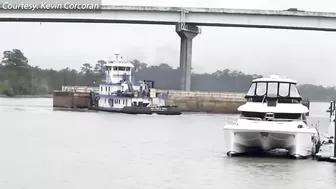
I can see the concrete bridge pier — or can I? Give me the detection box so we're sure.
[176,23,200,91]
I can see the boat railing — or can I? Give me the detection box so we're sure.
[240,117,305,122]
[61,85,98,93]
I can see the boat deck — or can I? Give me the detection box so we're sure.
[315,140,336,162]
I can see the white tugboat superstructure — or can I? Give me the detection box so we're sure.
[89,54,181,115]
[223,75,321,158]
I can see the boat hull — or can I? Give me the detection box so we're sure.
[223,120,319,158]
[89,106,182,115]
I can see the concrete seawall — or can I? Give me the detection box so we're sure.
[159,90,245,114]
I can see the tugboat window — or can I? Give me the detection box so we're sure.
[246,83,256,96]
[113,66,117,71]
[119,67,126,71]
[126,67,130,71]
[267,82,278,97]
[279,83,290,97]
[256,82,267,96]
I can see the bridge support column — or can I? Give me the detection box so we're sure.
[176,23,200,91]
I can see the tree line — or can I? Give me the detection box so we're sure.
[0,49,335,101]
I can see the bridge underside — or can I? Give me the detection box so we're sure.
[2,17,336,32]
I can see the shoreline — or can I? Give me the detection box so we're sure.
[0,94,53,98]
[0,94,333,103]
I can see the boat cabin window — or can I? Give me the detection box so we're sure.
[279,83,290,97]
[256,82,266,96]
[111,66,131,71]
[246,81,300,99]
[274,113,301,120]
[105,66,112,71]
[267,82,277,97]
[241,111,264,120]
[241,111,303,121]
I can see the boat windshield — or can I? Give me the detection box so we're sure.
[246,81,301,98]
[290,84,301,98]
[246,83,256,96]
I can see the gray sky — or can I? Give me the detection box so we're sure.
[1,0,336,86]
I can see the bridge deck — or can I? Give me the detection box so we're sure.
[1,5,336,31]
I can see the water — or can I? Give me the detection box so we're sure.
[0,98,335,189]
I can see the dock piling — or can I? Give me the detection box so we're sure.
[334,108,336,158]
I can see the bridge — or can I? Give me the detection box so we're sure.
[2,5,336,91]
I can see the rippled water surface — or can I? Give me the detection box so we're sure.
[0,98,335,189]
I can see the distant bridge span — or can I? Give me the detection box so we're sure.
[2,5,336,90]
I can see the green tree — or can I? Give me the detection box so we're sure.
[1,49,28,67]
[0,49,31,95]
[94,60,106,75]
[1,48,336,101]
[131,59,147,72]
[81,63,92,75]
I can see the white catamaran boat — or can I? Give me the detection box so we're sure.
[223,75,321,158]
[89,54,181,115]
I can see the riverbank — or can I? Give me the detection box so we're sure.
[0,94,53,98]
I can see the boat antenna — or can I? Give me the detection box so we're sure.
[115,53,120,62]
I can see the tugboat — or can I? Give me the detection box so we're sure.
[88,54,181,115]
[223,75,321,159]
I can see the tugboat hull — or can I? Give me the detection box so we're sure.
[89,106,182,115]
